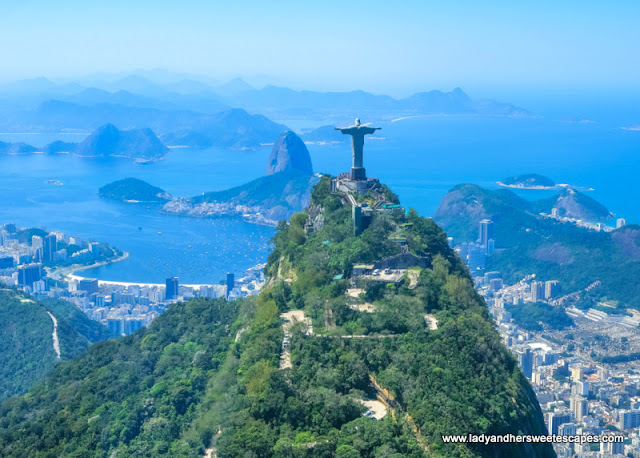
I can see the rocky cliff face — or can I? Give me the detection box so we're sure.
[265,131,313,176]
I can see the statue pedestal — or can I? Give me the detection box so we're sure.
[350,167,366,181]
[331,174,379,194]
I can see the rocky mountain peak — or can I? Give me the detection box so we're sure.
[265,131,313,176]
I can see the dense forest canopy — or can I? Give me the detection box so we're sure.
[0,289,112,401]
[0,176,553,457]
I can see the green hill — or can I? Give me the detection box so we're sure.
[434,183,640,309]
[99,177,171,202]
[0,177,552,457]
[532,187,613,222]
[192,169,319,222]
[0,289,113,401]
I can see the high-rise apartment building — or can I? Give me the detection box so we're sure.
[165,277,179,300]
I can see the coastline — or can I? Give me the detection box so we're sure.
[496,181,558,190]
[160,204,280,227]
[54,250,229,288]
[497,181,595,192]
[66,273,219,289]
[47,250,130,282]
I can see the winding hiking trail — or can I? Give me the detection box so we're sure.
[46,312,61,359]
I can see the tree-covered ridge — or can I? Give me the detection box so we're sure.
[0,289,111,401]
[193,169,318,210]
[0,297,239,457]
[434,183,640,309]
[505,301,575,332]
[217,175,552,457]
[41,297,115,343]
[0,176,553,457]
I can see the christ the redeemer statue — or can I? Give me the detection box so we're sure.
[335,118,380,181]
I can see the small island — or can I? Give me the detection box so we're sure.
[98,178,171,203]
[497,173,557,190]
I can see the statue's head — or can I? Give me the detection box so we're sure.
[355,118,361,126]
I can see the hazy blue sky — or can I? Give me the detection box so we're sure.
[2,0,639,95]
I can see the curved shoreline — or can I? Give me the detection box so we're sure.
[47,250,130,282]
[65,251,224,288]
[67,274,220,289]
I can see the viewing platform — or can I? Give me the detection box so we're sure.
[330,172,380,193]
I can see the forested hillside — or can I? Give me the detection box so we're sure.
[0,289,112,401]
[434,183,640,309]
[0,177,553,457]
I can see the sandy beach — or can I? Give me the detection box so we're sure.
[67,273,218,289]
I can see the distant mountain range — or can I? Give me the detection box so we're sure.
[0,74,532,150]
[300,124,346,143]
[157,109,286,150]
[221,85,531,121]
[0,97,285,150]
[0,124,169,163]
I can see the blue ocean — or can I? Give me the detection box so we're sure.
[0,112,637,284]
